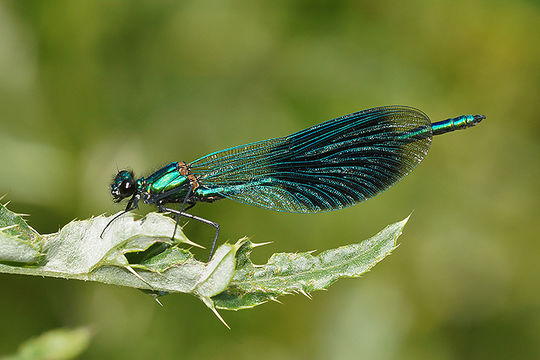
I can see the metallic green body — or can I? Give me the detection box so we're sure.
[107,106,485,259]
[431,115,483,135]
[138,163,190,202]
[136,162,224,204]
[110,107,485,214]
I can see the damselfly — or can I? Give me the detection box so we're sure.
[104,105,485,257]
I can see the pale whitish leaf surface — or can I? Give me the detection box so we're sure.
[0,199,43,263]
[0,201,408,325]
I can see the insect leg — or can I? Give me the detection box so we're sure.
[171,185,194,240]
[158,205,220,261]
[100,195,140,238]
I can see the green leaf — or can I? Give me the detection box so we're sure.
[1,327,92,360]
[0,200,409,326]
[0,201,43,264]
[213,217,407,310]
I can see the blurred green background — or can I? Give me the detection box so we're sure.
[1,0,539,359]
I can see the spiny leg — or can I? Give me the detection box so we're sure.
[170,202,195,241]
[172,184,194,240]
[158,205,220,261]
[100,195,140,238]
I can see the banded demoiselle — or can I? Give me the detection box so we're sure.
[105,105,485,257]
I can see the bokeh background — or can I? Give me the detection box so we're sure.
[1,0,539,359]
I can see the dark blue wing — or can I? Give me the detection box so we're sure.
[189,106,432,213]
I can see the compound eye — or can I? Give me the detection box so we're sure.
[119,179,135,197]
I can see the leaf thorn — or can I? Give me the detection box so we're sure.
[182,238,205,249]
[201,297,230,329]
[125,265,154,289]
[0,224,19,231]
[251,241,273,248]
[299,288,312,299]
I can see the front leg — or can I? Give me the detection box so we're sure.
[158,205,220,261]
[100,194,140,238]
